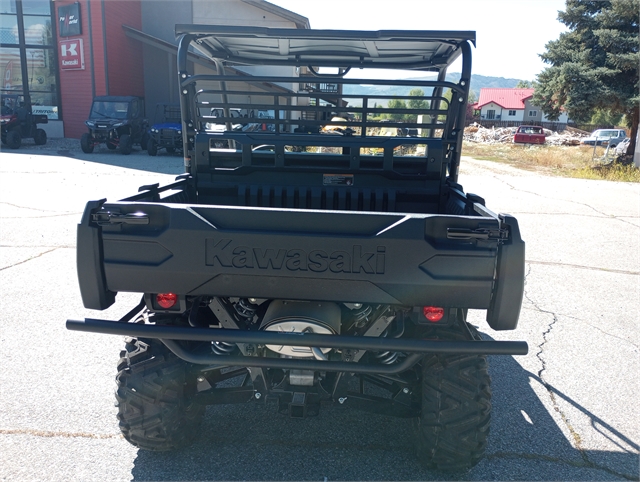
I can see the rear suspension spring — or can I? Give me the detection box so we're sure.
[211,340,236,355]
[374,319,405,364]
[234,298,258,321]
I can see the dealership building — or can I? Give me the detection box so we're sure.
[0,0,309,139]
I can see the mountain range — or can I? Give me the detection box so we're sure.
[342,74,525,103]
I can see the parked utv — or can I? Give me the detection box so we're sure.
[147,103,182,156]
[1,94,48,149]
[68,26,528,472]
[81,96,149,155]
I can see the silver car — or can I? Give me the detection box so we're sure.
[581,128,627,147]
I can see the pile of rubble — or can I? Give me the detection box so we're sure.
[463,123,590,146]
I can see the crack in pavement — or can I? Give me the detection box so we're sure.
[487,174,639,228]
[0,248,60,271]
[523,264,615,476]
[2,426,634,479]
[0,428,120,440]
[540,311,639,351]
[527,259,640,276]
[2,213,81,219]
[487,451,637,480]
[509,210,640,221]
[525,261,639,349]
[0,201,77,213]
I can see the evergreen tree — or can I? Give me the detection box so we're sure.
[515,80,534,88]
[533,0,639,155]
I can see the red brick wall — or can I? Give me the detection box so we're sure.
[57,0,143,138]
[104,1,144,97]
[56,0,93,139]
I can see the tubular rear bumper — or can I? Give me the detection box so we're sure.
[66,317,528,373]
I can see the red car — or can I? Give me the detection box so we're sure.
[513,125,545,144]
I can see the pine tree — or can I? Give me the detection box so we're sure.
[533,0,639,156]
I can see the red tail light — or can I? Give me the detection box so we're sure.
[423,306,445,322]
[156,293,178,309]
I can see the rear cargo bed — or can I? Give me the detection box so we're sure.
[78,179,517,313]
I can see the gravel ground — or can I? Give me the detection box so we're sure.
[5,137,83,152]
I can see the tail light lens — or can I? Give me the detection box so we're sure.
[423,306,445,322]
[156,293,178,309]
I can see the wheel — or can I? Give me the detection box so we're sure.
[106,141,117,150]
[7,129,21,149]
[119,134,133,155]
[115,337,205,451]
[80,133,94,153]
[415,322,491,472]
[140,132,150,151]
[147,138,158,156]
[34,128,47,145]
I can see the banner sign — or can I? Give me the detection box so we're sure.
[58,3,82,37]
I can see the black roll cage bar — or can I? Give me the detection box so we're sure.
[175,26,473,183]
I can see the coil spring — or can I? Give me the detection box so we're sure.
[374,319,404,364]
[352,304,373,328]
[211,340,236,355]
[234,298,258,321]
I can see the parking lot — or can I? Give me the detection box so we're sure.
[0,142,638,481]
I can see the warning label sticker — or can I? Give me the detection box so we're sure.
[323,174,354,186]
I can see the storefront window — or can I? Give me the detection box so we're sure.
[0,0,17,14]
[0,47,22,90]
[0,12,18,43]
[23,16,52,45]
[21,0,49,15]
[0,1,59,120]
[30,90,57,118]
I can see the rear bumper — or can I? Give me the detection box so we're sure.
[66,317,528,372]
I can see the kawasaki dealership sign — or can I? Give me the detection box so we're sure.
[59,39,85,71]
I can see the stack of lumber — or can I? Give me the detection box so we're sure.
[463,124,516,144]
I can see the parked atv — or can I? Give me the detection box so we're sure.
[81,96,149,155]
[1,94,48,149]
[147,103,182,156]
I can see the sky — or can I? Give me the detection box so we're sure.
[268,0,569,81]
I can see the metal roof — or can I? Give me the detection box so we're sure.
[476,88,534,110]
[175,25,475,71]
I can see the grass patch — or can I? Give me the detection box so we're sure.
[572,162,640,182]
[462,142,638,182]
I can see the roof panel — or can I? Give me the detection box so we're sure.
[176,25,475,71]
[477,88,534,110]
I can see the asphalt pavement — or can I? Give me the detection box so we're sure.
[0,141,638,481]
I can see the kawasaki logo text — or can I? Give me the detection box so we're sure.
[205,239,385,274]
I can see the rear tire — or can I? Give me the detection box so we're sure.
[416,322,491,472]
[34,128,47,145]
[7,129,21,149]
[106,141,117,150]
[147,138,158,156]
[115,337,205,451]
[119,134,133,155]
[80,133,94,153]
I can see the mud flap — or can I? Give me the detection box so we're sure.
[486,214,525,330]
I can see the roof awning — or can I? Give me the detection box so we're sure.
[122,25,294,94]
